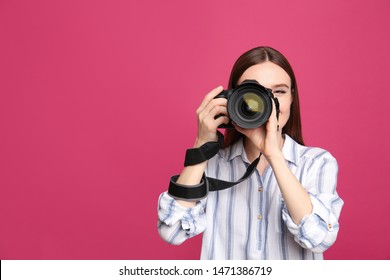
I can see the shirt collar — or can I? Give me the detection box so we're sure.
[226,134,300,166]
[281,134,300,166]
[227,137,249,163]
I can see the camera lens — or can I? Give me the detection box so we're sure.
[227,80,273,129]
[240,93,264,116]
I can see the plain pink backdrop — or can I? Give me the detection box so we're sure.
[1,0,389,259]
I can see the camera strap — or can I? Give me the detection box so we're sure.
[168,97,279,201]
[168,131,261,201]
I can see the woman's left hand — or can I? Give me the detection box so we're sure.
[233,98,282,159]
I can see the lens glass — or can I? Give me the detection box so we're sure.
[227,81,272,129]
[240,93,264,116]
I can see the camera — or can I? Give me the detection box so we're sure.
[214,80,280,129]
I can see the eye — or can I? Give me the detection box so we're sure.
[273,89,287,95]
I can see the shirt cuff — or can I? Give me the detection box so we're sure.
[282,194,336,248]
[158,192,205,233]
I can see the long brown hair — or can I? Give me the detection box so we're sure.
[223,46,304,147]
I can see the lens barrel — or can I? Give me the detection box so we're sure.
[227,80,273,129]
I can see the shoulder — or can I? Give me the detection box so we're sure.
[285,134,337,167]
[300,145,336,162]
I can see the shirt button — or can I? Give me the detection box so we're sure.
[257,214,263,220]
[258,187,263,192]
[328,223,333,231]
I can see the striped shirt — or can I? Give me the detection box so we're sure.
[158,134,344,259]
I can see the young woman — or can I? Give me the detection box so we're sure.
[157,46,343,259]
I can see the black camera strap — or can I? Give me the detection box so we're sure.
[168,131,261,201]
[168,96,279,201]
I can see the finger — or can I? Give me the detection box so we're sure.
[199,97,227,119]
[197,85,224,113]
[214,115,230,127]
[199,105,228,132]
[232,123,256,140]
[266,98,279,132]
[207,104,228,120]
[232,121,246,134]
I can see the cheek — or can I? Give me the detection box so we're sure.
[278,100,292,124]
[280,102,291,114]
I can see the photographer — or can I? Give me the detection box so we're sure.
[157,46,343,259]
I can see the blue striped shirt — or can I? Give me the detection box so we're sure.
[158,134,344,259]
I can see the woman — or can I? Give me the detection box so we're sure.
[157,46,343,259]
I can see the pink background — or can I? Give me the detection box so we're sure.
[1,0,389,260]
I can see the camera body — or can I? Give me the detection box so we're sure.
[214,79,279,129]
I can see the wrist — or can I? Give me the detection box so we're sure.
[265,150,285,165]
[194,135,218,148]
[194,138,207,148]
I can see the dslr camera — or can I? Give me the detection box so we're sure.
[215,80,280,129]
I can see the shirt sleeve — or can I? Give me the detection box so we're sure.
[281,153,344,253]
[157,191,206,245]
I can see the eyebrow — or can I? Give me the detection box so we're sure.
[272,83,290,88]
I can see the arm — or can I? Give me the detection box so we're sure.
[268,151,312,225]
[234,98,312,224]
[173,85,228,208]
[256,142,343,253]
[234,99,343,252]
[280,154,343,252]
[158,86,229,244]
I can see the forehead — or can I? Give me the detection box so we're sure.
[238,62,291,88]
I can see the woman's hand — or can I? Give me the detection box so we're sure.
[175,86,229,208]
[194,86,229,148]
[233,98,282,159]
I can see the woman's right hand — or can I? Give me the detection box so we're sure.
[175,86,228,207]
[194,86,229,148]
